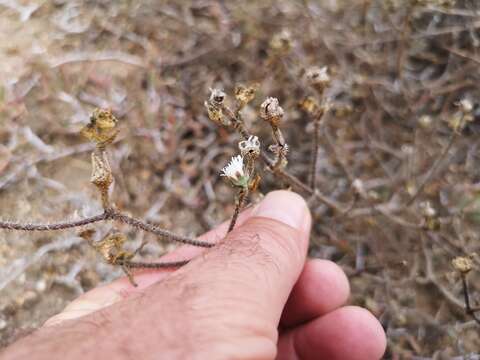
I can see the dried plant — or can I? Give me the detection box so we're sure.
[4,1,480,354]
[0,108,213,286]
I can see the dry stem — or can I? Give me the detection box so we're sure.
[0,209,214,248]
[406,131,458,206]
[109,210,214,248]
[227,188,248,233]
[115,258,190,269]
[309,115,321,190]
[0,213,109,231]
[460,273,480,325]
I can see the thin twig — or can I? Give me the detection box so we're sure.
[115,259,190,269]
[262,152,347,213]
[419,236,465,310]
[109,210,214,248]
[461,273,480,325]
[0,213,108,231]
[406,131,458,206]
[222,105,249,139]
[49,51,146,68]
[309,114,321,190]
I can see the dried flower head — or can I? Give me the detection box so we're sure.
[221,155,249,188]
[448,107,474,132]
[209,88,226,106]
[235,84,258,109]
[447,113,464,132]
[239,135,261,158]
[299,96,321,115]
[260,97,284,126]
[419,201,436,218]
[418,115,433,129]
[92,108,117,129]
[452,256,473,274]
[205,88,231,126]
[352,178,366,196]
[81,108,119,146]
[270,29,292,53]
[306,66,331,93]
[457,98,474,114]
[78,228,96,242]
[92,232,128,264]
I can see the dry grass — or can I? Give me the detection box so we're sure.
[1,0,480,357]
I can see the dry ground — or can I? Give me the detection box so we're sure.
[1,1,480,358]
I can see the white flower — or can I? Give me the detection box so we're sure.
[221,155,249,188]
[239,135,261,157]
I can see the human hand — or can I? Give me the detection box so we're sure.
[2,191,386,360]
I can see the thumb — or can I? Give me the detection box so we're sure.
[143,190,312,342]
[187,189,311,323]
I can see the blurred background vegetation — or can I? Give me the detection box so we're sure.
[1,0,480,357]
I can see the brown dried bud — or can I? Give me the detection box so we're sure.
[205,88,231,126]
[205,101,225,124]
[235,84,258,109]
[452,256,473,274]
[81,108,119,147]
[300,96,333,119]
[299,96,321,115]
[92,232,129,264]
[78,228,96,242]
[270,29,292,53]
[239,135,261,158]
[306,66,331,94]
[209,88,226,106]
[92,108,117,129]
[260,97,284,126]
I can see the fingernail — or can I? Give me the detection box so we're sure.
[254,191,308,229]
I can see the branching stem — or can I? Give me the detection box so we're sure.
[0,213,108,231]
[0,210,214,248]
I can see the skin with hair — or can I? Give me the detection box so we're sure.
[1,191,386,360]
